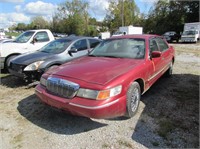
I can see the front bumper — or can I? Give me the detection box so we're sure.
[181,37,196,42]
[9,68,42,81]
[35,84,127,119]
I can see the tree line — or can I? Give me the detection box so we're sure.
[10,0,199,36]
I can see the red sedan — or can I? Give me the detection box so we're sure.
[35,34,175,119]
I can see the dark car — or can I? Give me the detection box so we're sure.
[163,31,181,43]
[8,36,101,82]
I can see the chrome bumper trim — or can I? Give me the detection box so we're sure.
[69,99,119,110]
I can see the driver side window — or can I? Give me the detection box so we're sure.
[72,39,87,51]
[34,31,50,42]
[149,39,159,53]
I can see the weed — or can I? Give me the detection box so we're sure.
[117,139,133,148]
[11,133,23,144]
[102,143,111,148]
[152,141,159,146]
[157,119,175,139]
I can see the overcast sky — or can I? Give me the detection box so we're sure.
[0,0,157,28]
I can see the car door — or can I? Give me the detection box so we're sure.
[68,39,89,59]
[148,37,163,85]
[155,37,172,71]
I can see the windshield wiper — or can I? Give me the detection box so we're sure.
[101,55,119,58]
[89,54,120,58]
[41,51,50,53]
[88,54,98,57]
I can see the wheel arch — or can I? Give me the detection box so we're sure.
[4,53,21,68]
[171,56,175,65]
[133,78,145,94]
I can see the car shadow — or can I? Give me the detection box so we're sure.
[0,74,39,88]
[131,74,199,148]
[0,74,28,88]
[17,94,107,135]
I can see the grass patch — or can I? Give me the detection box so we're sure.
[0,73,9,78]
[117,140,133,148]
[102,143,111,148]
[157,119,175,139]
[152,141,159,147]
[11,133,23,144]
[5,32,20,37]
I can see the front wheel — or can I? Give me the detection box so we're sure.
[5,55,17,70]
[45,65,59,72]
[165,61,173,77]
[126,82,141,118]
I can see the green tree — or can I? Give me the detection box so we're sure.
[144,0,199,34]
[16,23,27,31]
[57,0,89,35]
[103,0,140,33]
[30,16,50,29]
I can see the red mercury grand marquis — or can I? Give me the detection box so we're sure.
[35,34,175,119]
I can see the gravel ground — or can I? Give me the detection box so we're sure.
[0,43,199,149]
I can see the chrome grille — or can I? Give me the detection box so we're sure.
[46,77,80,99]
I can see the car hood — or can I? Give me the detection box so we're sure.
[48,56,144,85]
[1,42,28,49]
[12,51,54,65]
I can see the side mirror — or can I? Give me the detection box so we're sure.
[68,47,78,57]
[151,51,161,58]
[69,47,78,53]
[31,38,38,44]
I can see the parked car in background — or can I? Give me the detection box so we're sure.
[0,38,13,44]
[163,31,181,43]
[35,34,175,119]
[9,36,101,82]
[0,29,55,70]
[181,22,200,43]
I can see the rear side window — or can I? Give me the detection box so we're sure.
[34,31,50,42]
[155,38,169,52]
[149,38,159,53]
[89,39,100,48]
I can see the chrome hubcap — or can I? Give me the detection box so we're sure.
[130,88,139,112]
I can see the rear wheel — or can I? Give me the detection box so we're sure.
[126,82,141,118]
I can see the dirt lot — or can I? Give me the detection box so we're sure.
[0,43,199,149]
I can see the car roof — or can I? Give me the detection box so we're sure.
[60,36,100,41]
[27,29,51,32]
[109,34,160,40]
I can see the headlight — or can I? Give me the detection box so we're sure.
[77,85,122,100]
[24,61,44,71]
[40,77,47,87]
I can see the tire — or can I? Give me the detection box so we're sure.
[5,55,17,70]
[165,61,173,77]
[126,81,141,118]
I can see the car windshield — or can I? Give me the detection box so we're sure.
[89,38,145,59]
[39,38,71,54]
[14,31,35,43]
[182,30,196,35]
